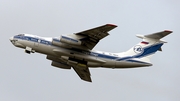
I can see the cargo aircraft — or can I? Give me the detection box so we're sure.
[9,24,172,82]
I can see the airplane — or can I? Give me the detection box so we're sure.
[9,24,172,82]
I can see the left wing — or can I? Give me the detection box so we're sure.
[53,24,117,50]
[72,64,92,82]
[75,24,117,49]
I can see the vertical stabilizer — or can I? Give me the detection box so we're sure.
[121,30,172,63]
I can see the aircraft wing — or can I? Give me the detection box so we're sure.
[72,64,92,82]
[47,55,92,82]
[75,24,117,49]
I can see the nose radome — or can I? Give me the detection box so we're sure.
[9,36,14,41]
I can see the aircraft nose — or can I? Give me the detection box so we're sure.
[9,36,14,41]
[9,36,17,45]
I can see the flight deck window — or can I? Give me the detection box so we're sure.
[17,34,24,36]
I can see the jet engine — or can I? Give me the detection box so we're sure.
[60,35,82,45]
[52,35,82,47]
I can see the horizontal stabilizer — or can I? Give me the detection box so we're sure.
[144,30,172,39]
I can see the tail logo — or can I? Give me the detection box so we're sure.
[134,45,144,54]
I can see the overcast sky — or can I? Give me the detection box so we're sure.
[1,0,180,101]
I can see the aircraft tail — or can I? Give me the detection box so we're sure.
[121,30,172,63]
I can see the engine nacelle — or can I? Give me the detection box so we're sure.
[53,35,82,46]
[60,35,82,46]
[51,61,71,69]
[52,38,71,48]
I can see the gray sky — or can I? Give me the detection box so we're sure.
[1,0,180,101]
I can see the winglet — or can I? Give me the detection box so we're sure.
[106,24,118,27]
[164,30,173,33]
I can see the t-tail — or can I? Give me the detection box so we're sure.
[121,30,172,65]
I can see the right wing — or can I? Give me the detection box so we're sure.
[47,55,92,82]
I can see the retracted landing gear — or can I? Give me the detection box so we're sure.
[25,47,35,54]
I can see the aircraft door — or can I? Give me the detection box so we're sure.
[111,59,116,68]
[34,39,40,47]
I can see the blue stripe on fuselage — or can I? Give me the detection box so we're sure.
[14,35,51,45]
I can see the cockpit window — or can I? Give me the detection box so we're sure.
[17,34,24,36]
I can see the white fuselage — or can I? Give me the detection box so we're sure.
[10,34,152,69]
